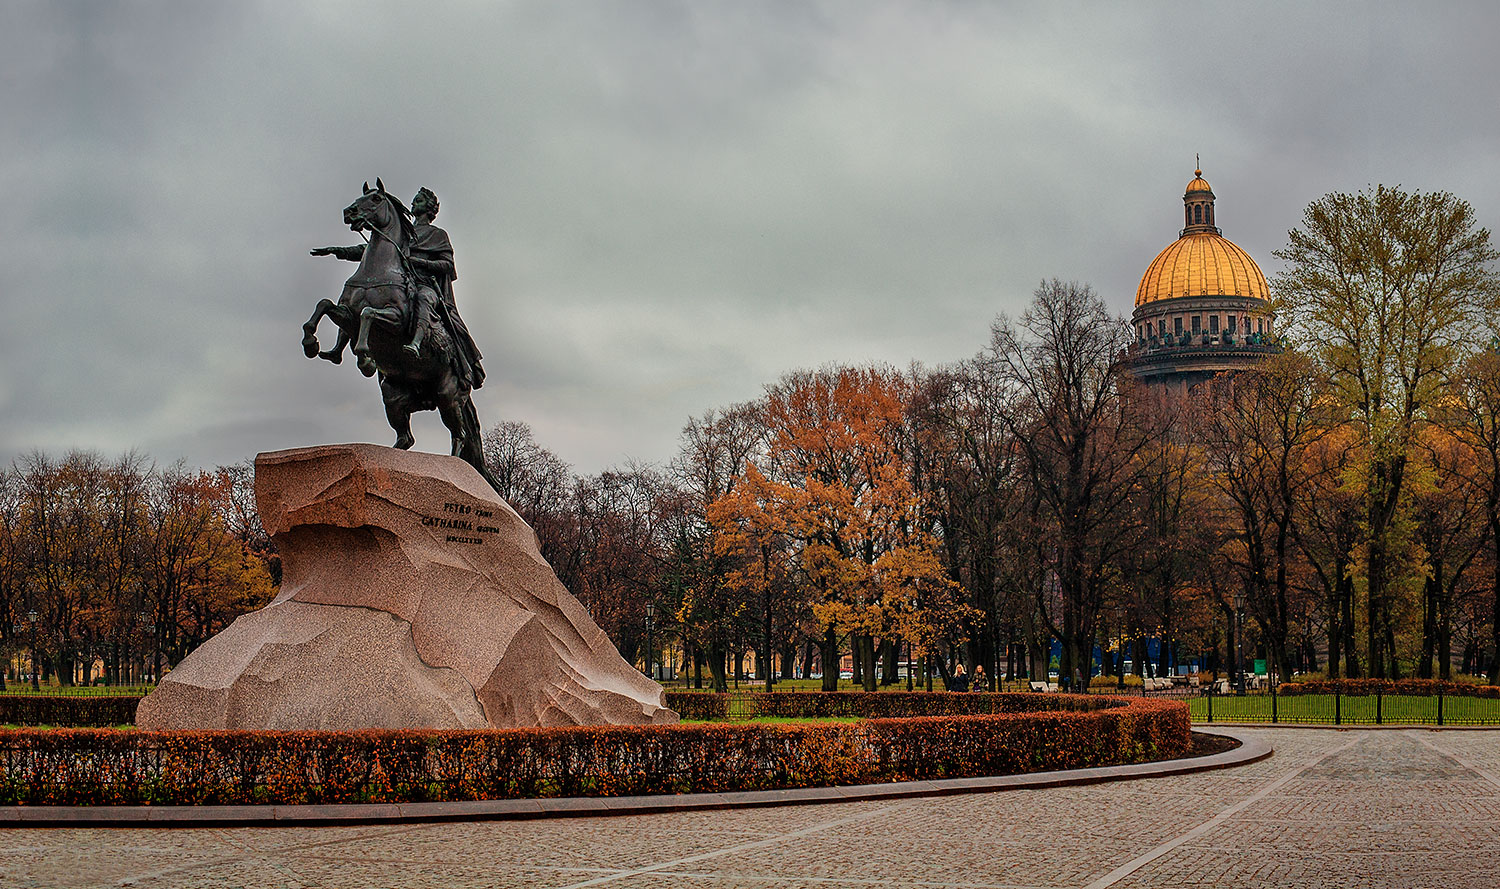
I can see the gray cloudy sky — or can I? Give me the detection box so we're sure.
[3,1,1498,475]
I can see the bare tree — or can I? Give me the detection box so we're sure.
[987,280,1147,687]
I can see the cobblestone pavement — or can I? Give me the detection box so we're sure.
[4,728,1499,888]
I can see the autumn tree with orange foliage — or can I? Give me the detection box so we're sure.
[1412,423,1489,679]
[1198,351,1334,680]
[0,452,276,687]
[670,406,766,691]
[715,367,975,692]
[1445,349,1500,682]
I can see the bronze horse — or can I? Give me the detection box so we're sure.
[302,180,498,490]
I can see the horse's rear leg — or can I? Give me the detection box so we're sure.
[380,379,417,450]
[436,395,468,458]
[439,393,501,491]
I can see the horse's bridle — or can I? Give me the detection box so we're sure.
[349,194,418,289]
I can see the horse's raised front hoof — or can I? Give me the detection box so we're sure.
[357,355,378,377]
[394,435,415,450]
[302,336,320,358]
[318,349,343,364]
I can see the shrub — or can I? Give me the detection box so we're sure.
[735,691,1103,720]
[0,696,1187,806]
[1276,678,1500,699]
[1088,675,1143,690]
[0,695,141,727]
[664,691,729,720]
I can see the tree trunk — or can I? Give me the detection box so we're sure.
[880,638,898,686]
[1385,616,1401,680]
[1327,588,1342,679]
[1420,572,1438,678]
[821,627,840,692]
[707,641,728,692]
[1491,522,1500,683]
[1368,535,1385,679]
[1438,584,1453,680]
[1341,572,1360,678]
[56,645,73,688]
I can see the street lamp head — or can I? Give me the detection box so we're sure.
[645,603,656,619]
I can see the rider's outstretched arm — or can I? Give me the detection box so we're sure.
[310,245,366,261]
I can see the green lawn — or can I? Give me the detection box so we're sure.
[1190,693,1500,725]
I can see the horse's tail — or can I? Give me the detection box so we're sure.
[459,395,503,495]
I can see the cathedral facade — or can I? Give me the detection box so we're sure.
[1125,167,1279,394]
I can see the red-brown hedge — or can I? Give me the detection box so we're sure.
[0,695,140,727]
[664,691,729,720]
[1277,678,1500,698]
[0,696,1187,806]
[746,691,1104,719]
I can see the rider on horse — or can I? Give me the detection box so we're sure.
[311,187,485,390]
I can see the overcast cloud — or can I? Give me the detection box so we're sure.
[2,1,1497,474]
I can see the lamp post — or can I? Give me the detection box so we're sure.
[1115,608,1125,690]
[136,612,156,686]
[1233,591,1247,696]
[20,609,40,690]
[644,603,656,680]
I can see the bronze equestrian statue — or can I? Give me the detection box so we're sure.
[302,179,499,491]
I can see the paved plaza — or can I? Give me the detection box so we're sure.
[4,728,1500,888]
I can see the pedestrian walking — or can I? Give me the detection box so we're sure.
[971,664,987,691]
[948,662,969,692]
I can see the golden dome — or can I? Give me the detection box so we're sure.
[1185,170,1213,194]
[1135,231,1269,307]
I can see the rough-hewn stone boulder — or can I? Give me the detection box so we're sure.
[137,444,677,730]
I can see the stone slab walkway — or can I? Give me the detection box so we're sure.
[3,728,1499,888]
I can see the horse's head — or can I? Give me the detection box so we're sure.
[343,178,411,242]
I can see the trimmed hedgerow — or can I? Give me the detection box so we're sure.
[0,696,1187,806]
[0,695,140,727]
[664,691,729,720]
[745,691,1102,720]
[1277,678,1500,698]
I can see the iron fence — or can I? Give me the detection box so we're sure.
[1190,688,1500,726]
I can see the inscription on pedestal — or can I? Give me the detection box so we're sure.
[421,501,501,544]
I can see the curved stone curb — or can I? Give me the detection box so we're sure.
[0,730,1267,828]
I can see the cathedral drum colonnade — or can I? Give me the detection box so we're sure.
[1127,167,1279,394]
